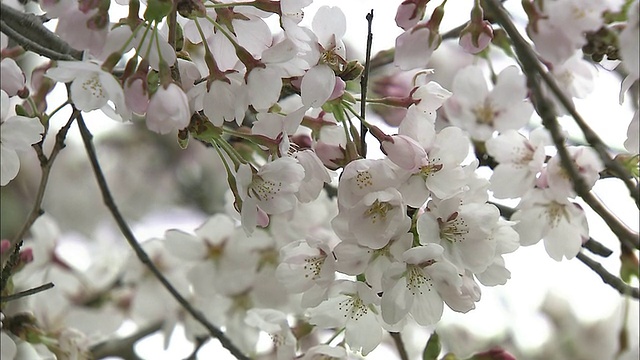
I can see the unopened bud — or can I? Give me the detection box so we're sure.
[0,239,11,254]
[339,60,363,82]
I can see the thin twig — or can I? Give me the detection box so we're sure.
[483,0,639,252]
[0,112,77,275]
[91,322,163,360]
[489,201,614,258]
[75,114,250,360]
[576,252,639,299]
[359,9,373,158]
[389,332,410,360]
[482,0,639,208]
[0,282,54,302]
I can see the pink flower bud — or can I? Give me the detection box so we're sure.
[19,248,34,264]
[327,77,346,101]
[1,58,26,97]
[459,21,493,54]
[0,239,11,254]
[146,83,191,134]
[395,2,420,30]
[315,142,345,170]
[472,348,516,360]
[382,135,427,172]
[124,78,149,115]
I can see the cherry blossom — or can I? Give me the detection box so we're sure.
[545,146,604,199]
[1,91,44,186]
[443,65,533,141]
[511,188,589,261]
[307,280,383,356]
[485,128,550,199]
[46,61,129,120]
[380,244,461,326]
[1,58,26,96]
[145,83,191,135]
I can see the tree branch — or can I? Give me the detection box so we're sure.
[0,112,77,282]
[90,322,162,359]
[576,252,639,299]
[359,9,374,157]
[483,0,640,252]
[389,332,410,360]
[75,114,250,360]
[0,282,54,302]
[0,3,82,60]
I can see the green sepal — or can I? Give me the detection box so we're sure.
[423,331,442,360]
[144,0,172,22]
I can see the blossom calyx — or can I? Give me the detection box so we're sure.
[459,4,493,54]
[177,0,206,19]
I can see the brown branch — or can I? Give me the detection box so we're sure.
[0,3,82,60]
[0,111,77,280]
[483,0,640,252]
[75,114,250,360]
[90,322,162,359]
[0,282,54,302]
[482,0,639,208]
[389,332,410,360]
[576,252,639,299]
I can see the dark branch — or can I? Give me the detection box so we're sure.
[76,114,250,360]
[576,252,639,299]
[389,332,410,360]
[0,3,82,60]
[483,0,639,252]
[359,9,374,158]
[1,282,54,302]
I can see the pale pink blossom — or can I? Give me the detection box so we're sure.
[1,91,44,186]
[0,58,26,96]
[145,83,191,134]
[545,146,604,198]
[485,128,551,199]
[512,188,589,261]
[444,65,533,141]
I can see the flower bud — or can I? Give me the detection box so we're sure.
[146,83,191,134]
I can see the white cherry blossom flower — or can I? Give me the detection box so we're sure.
[275,237,335,307]
[625,110,639,154]
[417,198,499,273]
[394,26,438,71]
[343,187,411,249]
[334,233,412,292]
[46,61,129,120]
[245,309,296,360]
[475,218,520,286]
[548,52,596,116]
[485,128,550,199]
[619,0,639,79]
[1,91,44,186]
[444,65,533,141]
[396,126,469,206]
[336,158,403,208]
[545,146,604,199]
[511,188,589,261]
[307,280,383,356]
[380,244,461,326]
[237,157,305,233]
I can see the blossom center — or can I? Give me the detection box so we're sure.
[473,99,498,125]
[419,160,443,177]
[406,266,432,296]
[364,200,393,223]
[544,201,569,228]
[81,74,106,100]
[437,212,469,243]
[250,176,282,201]
[303,256,325,280]
[337,295,368,320]
[355,170,373,190]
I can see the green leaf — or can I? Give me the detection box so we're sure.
[144,0,172,22]
[423,331,442,360]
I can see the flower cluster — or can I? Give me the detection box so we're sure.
[1,0,638,359]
